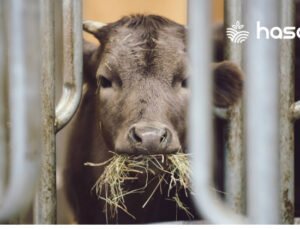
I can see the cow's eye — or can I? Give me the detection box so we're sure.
[99,76,112,88]
[181,79,188,88]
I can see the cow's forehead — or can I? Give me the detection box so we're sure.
[99,26,187,79]
[107,26,185,51]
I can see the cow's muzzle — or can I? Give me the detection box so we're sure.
[115,121,181,155]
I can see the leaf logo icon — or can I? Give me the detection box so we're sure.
[227,21,249,44]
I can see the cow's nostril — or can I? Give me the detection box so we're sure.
[129,127,143,144]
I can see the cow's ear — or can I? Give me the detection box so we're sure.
[213,61,243,107]
[83,20,107,40]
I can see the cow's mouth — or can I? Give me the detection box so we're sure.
[113,149,186,175]
[115,148,181,157]
[84,151,192,221]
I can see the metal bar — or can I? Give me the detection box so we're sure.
[34,0,56,224]
[55,0,83,133]
[0,0,42,222]
[279,0,295,224]
[224,0,246,214]
[0,0,7,206]
[244,0,280,223]
[188,0,246,224]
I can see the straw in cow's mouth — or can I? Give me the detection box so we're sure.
[84,151,194,222]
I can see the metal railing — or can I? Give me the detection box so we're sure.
[55,0,83,133]
[188,0,246,224]
[0,0,82,224]
[34,0,82,224]
[34,0,56,224]
[279,0,295,224]
[0,0,42,222]
[189,0,297,224]
[0,0,299,224]
[244,0,280,223]
[0,0,7,209]
[224,0,245,216]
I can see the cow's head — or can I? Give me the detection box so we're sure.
[83,15,243,156]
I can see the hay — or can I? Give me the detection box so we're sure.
[167,153,191,196]
[84,151,193,221]
[172,194,194,220]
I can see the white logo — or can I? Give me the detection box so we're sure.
[257,21,300,39]
[226,21,250,43]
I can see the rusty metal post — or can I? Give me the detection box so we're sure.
[244,0,280,223]
[34,0,56,224]
[188,0,246,224]
[55,0,83,133]
[224,0,246,214]
[0,0,42,222]
[279,0,295,224]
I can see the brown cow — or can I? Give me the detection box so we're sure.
[63,15,243,224]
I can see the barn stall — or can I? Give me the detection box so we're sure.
[0,0,299,224]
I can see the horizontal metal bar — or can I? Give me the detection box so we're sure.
[0,0,42,221]
[244,0,280,223]
[55,0,82,133]
[188,0,246,224]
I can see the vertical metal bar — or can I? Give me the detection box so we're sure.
[244,0,280,223]
[0,0,7,206]
[188,0,245,224]
[279,0,295,224]
[34,0,56,224]
[224,0,246,214]
[55,0,82,133]
[0,0,42,221]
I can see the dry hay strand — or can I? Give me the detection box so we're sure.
[171,194,194,220]
[84,151,193,222]
[166,153,191,195]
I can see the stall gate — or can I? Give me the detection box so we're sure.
[0,0,299,224]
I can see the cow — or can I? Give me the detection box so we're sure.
[63,14,243,224]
